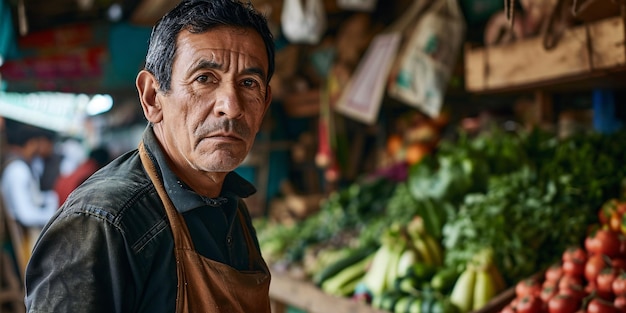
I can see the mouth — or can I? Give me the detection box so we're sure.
[203,132,244,143]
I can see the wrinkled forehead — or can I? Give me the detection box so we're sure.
[173,26,269,79]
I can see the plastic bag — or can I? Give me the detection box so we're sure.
[387,0,466,118]
[281,0,326,44]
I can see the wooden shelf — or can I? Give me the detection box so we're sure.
[464,16,626,95]
[269,270,516,313]
[269,271,387,313]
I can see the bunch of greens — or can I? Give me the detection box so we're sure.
[441,128,626,283]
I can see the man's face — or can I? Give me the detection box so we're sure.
[155,26,271,173]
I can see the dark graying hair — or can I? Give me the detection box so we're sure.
[144,0,275,93]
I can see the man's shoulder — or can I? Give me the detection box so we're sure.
[60,149,159,221]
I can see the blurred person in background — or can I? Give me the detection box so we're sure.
[1,119,59,261]
[53,145,111,206]
[30,129,63,195]
[25,0,276,312]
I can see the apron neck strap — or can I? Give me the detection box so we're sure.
[138,141,194,250]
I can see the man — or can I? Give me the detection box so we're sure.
[25,0,275,312]
[53,145,111,206]
[1,120,59,273]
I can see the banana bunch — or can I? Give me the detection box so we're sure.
[450,248,507,313]
[362,216,444,297]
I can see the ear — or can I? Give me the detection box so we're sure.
[136,70,163,123]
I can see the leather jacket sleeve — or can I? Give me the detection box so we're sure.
[25,208,132,313]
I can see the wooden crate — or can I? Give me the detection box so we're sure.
[464,16,626,94]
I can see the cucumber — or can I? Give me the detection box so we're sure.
[396,275,420,296]
[430,267,459,294]
[409,297,423,313]
[321,253,374,296]
[394,295,416,313]
[313,244,377,286]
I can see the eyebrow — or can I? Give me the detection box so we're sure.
[188,59,267,83]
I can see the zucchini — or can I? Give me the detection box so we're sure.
[313,244,377,286]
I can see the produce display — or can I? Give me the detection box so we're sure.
[498,199,626,313]
[254,127,626,313]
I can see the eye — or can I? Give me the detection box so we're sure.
[195,74,217,84]
[241,78,260,89]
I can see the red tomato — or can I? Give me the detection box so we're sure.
[559,283,586,303]
[500,304,517,313]
[610,212,623,233]
[587,297,618,313]
[586,254,610,284]
[586,229,622,258]
[517,294,544,313]
[546,263,565,283]
[563,260,586,278]
[541,281,559,302]
[596,268,618,300]
[618,238,626,258]
[516,278,543,298]
[610,257,626,272]
[614,296,626,311]
[548,293,581,313]
[563,247,588,264]
[612,272,626,296]
[559,275,584,291]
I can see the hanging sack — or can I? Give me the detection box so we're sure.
[281,0,327,44]
[337,0,378,12]
[335,0,434,125]
[387,0,466,118]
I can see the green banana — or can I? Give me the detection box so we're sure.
[422,234,444,266]
[412,234,434,265]
[486,263,507,293]
[450,267,477,313]
[472,269,497,311]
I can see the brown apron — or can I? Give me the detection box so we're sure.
[138,143,271,313]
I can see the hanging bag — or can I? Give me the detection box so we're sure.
[280,0,327,44]
[387,0,466,118]
[334,0,434,124]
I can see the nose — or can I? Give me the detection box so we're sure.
[213,85,244,119]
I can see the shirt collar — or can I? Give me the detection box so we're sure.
[141,125,256,213]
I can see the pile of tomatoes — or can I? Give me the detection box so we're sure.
[498,212,626,313]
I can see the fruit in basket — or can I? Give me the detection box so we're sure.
[586,297,619,313]
[517,294,543,313]
[516,277,542,298]
[612,272,626,296]
[585,228,622,258]
[547,293,580,313]
[614,295,626,311]
[596,267,619,299]
[585,253,611,284]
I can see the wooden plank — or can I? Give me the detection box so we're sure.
[269,271,387,313]
[465,16,626,93]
